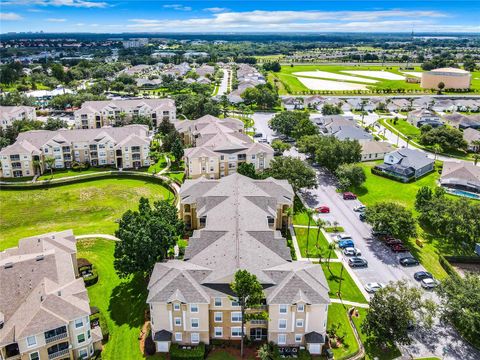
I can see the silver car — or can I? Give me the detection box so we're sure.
[343,247,361,256]
[364,282,384,293]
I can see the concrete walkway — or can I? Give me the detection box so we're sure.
[329,298,370,309]
[75,234,119,241]
[157,155,171,175]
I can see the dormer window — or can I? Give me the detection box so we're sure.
[199,216,207,227]
[267,216,275,227]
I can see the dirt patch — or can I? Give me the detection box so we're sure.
[452,262,480,277]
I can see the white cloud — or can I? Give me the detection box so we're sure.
[2,0,108,8]
[204,7,228,13]
[163,4,192,11]
[47,17,67,22]
[0,12,23,21]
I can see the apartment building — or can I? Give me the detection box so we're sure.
[73,99,176,129]
[0,125,150,178]
[0,230,102,360]
[175,115,274,179]
[0,106,36,129]
[147,174,330,354]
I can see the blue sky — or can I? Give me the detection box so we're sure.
[1,1,479,33]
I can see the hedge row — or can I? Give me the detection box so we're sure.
[444,255,480,264]
[83,268,99,287]
[438,255,461,279]
[170,343,205,360]
[90,311,109,342]
[371,167,415,183]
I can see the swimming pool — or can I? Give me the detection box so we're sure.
[446,188,480,200]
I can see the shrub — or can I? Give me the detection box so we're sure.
[298,349,312,360]
[90,311,109,342]
[83,267,98,287]
[438,255,460,279]
[144,329,156,356]
[170,343,205,360]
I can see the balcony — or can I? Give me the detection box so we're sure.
[11,162,22,169]
[9,155,20,161]
[131,146,141,153]
[62,147,71,153]
[249,320,268,325]
[47,348,69,360]
[45,330,68,344]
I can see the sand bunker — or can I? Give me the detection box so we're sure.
[296,77,369,91]
[401,71,423,78]
[293,71,378,84]
[341,70,405,80]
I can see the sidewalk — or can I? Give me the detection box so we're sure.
[329,298,369,308]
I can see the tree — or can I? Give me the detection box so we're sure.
[269,111,309,138]
[420,127,467,152]
[43,117,68,131]
[335,163,366,191]
[266,156,317,192]
[157,117,176,136]
[230,270,267,358]
[241,84,278,110]
[237,162,257,179]
[114,198,184,278]
[44,156,56,176]
[175,93,221,119]
[219,94,230,117]
[291,116,318,140]
[305,208,315,258]
[436,273,480,348]
[270,139,291,154]
[415,186,433,210]
[321,103,342,115]
[437,81,445,94]
[432,143,443,160]
[364,202,417,241]
[362,280,436,346]
[171,137,184,164]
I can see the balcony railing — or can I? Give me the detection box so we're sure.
[48,348,69,360]
[250,320,268,325]
[45,331,68,344]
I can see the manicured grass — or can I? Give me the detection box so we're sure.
[77,239,149,360]
[292,196,313,226]
[321,263,367,304]
[386,118,421,141]
[352,308,401,360]
[327,303,359,360]
[37,167,114,180]
[0,176,34,182]
[325,226,345,233]
[147,157,168,174]
[294,227,337,259]
[166,172,185,183]
[0,178,174,250]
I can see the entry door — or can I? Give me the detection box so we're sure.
[254,328,262,340]
[309,344,321,354]
[156,341,169,352]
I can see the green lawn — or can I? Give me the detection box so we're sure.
[292,196,314,226]
[166,172,185,183]
[294,227,337,259]
[37,167,114,180]
[386,118,421,141]
[321,263,367,304]
[0,178,174,250]
[77,238,153,360]
[327,303,359,360]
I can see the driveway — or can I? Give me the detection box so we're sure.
[216,68,230,96]
[251,112,276,142]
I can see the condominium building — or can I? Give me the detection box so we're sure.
[175,115,274,179]
[147,174,330,354]
[73,99,176,129]
[0,230,102,360]
[0,106,36,129]
[0,125,150,178]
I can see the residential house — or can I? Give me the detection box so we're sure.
[386,99,410,112]
[282,97,304,111]
[175,115,274,179]
[147,174,330,354]
[195,64,215,77]
[0,230,102,360]
[454,99,480,112]
[304,96,324,111]
[0,125,150,178]
[412,97,434,110]
[440,162,480,194]
[407,109,443,128]
[315,115,372,143]
[136,78,163,89]
[374,148,434,181]
[463,128,480,152]
[432,99,456,113]
[360,141,393,161]
[74,99,176,129]
[443,113,480,130]
[196,76,212,85]
[0,106,36,129]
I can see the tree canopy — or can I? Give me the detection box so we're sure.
[266,156,317,191]
[364,202,417,241]
[420,126,467,152]
[241,83,279,109]
[335,163,366,191]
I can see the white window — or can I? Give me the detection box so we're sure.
[297,304,305,312]
[174,317,182,326]
[278,334,287,345]
[190,304,198,313]
[79,349,88,359]
[279,304,288,314]
[175,332,182,341]
[214,312,223,322]
[231,312,242,322]
[279,319,287,329]
[251,155,256,159]
[231,299,240,307]
[296,319,304,328]
[231,327,242,337]
[75,318,84,328]
[191,333,199,343]
[214,327,223,338]
[295,334,302,343]
[191,318,199,328]
[78,333,86,343]
[29,352,39,360]
[173,303,180,311]
[214,298,222,307]
[26,335,36,347]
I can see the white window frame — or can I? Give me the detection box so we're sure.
[173,303,180,311]
[214,327,223,338]
[231,327,242,337]
[174,317,182,326]
[190,304,199,313]
[214,312,223,323]
[175,332,182,341]
[29,352,39,360]
[278,334,287,345]
[279,304,288,314]
[295,334,302,343]
[231,312,242,323]
[75,318,84,328]
[296,319,304,328]
[191,333,200,343]
[79,348,88,359]
[191,318,199,329]
[77,333,86,344]
[214,298,222,307]
[297,304,305,312]
[231,299,240,307]
[279,319,287,330]
[26,335,37,347]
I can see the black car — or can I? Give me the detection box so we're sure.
[253,133,263,138]
[359,213,366,222]
[399,257,420,267]
[348,257,368,268]
[414,271,433,281]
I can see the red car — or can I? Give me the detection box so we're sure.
[385,238,403,246]
[390,244,409,253]
[316,206,330,213]
[343,192,357,200]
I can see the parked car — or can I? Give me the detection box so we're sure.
[353,205,366,212]
[348,257,368,268]
[364,282,384,293]
[253,133,263,138]
[421,278,438,289]
[259,138,268,143]
[343,247,361,256]
[316,205,330,213]
[338,239,355,249]
[359,213,366,222]
[414,271,433,281]
[385,238,403,246]
[343,192,357,200]
[333,233,353,242]
[399,256,419,267]
[390,244,409,253]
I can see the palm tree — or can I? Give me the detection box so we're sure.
[332,220,339,233]
[433,143,443,161]
[327,243,336,271]
[406,135,412,149]
[32,159,42,175]
[44,156,55,176]
[284,207,293,229]
[315,218,325,262]
[473,153,480,166]
[305,208,315,258]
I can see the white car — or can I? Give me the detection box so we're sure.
[343,247,361,256]
[353,205,366,212]
[421,278,438,289]
[333,233,353,242]
[365,282,385,293]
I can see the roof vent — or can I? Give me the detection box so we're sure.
[4,262,13,269]
[57,291,62,296]
[36,255,44,261]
